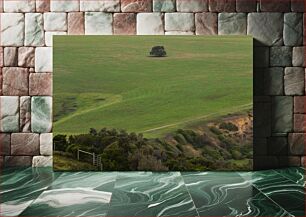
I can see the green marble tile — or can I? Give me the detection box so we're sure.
[240,170,305,216]
[153,0,175,12]
[111,172,183,203]
[274,167,305,187]
[2,168,304,217]
[107,200,198,217]
[20,189,111,216]
[0,167,60,216]
[0,96,19,132]
[48,171,117,191]
[115,171,183,185]
[19,172,117,216]
[183,172,289,216]
[31,96,52,133]
[0,167,32,184]
[109,172,199,216]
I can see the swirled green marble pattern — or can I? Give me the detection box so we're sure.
[274,167,305,187]
[108,172,198,216]
[0,167,60,216]
[183,172,290,217]
[240,170,305,216]
[19,172,117,216]
[0,167,304,216]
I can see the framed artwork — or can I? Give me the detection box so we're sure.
[53,36,253,171]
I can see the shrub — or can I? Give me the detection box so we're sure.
[209,126,222,135]
[202,146,223,161]
[53,134,68,152]
[217,134,237,147]
[137,155,168,171]
[177,129,197,144]
[53,150,73,158]
[194,133,212,148]
[231,150,242,160]
[174,133,187,145]
[219,122,238,131]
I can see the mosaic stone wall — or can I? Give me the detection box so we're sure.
[0,0,305,169]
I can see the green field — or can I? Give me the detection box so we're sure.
[53,36,252,137]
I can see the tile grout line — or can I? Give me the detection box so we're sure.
[102,171,120,217]
[107,172,201,216]
[273,168,305,187]
[19,171,118,216]
[250,184,294,217]
[17,170,64,216]
[180,172,200,217]
[236,172,295,217]
[106,171,119,208]
[43,171,65,191]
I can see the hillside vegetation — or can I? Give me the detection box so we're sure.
[54,111,253,171]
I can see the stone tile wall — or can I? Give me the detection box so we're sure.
[0,0,305,169]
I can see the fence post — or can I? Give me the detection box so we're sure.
[77,149,79,161]
[100,156,103,171]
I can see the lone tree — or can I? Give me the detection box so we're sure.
[149,46,167,57]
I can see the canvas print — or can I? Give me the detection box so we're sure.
[53,36,253,171]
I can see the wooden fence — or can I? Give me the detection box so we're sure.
[77,149,103,171]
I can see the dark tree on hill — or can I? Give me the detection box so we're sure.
[53,134,68,151]
[89,128,97,136]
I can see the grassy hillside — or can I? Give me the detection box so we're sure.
[53,36,252,137]
[53,151,97,171]
[53,112,253,171]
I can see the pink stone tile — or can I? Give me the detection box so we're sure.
[302,156,306,167]
[260,0,290,12]
[18,47,35,67]
[195,12,217,35]
[304,14,306,46]
[4,156,33,167]
[68,12,85,35]
[2,67,29,96]
[36,0,50,12]
[293,114,306,132]
[121,0,152,12]
[291,0,305,12]
[0,47,3,67]
[114,13,136,35]
[29,73,52,96]
[0,133,10,155]
[20,96,31,132]
[236,0,256,12]
[0,157,3,168]
[208,0,235,12]
[11,133,39,155]
[279,156,301,167]
[294,96,306,113]
[0,68,2,95]
[0,0,3,12]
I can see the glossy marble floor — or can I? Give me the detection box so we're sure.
[0,167,305,217]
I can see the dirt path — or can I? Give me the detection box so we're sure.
[142,103,252,133]
[54,96,122,126]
